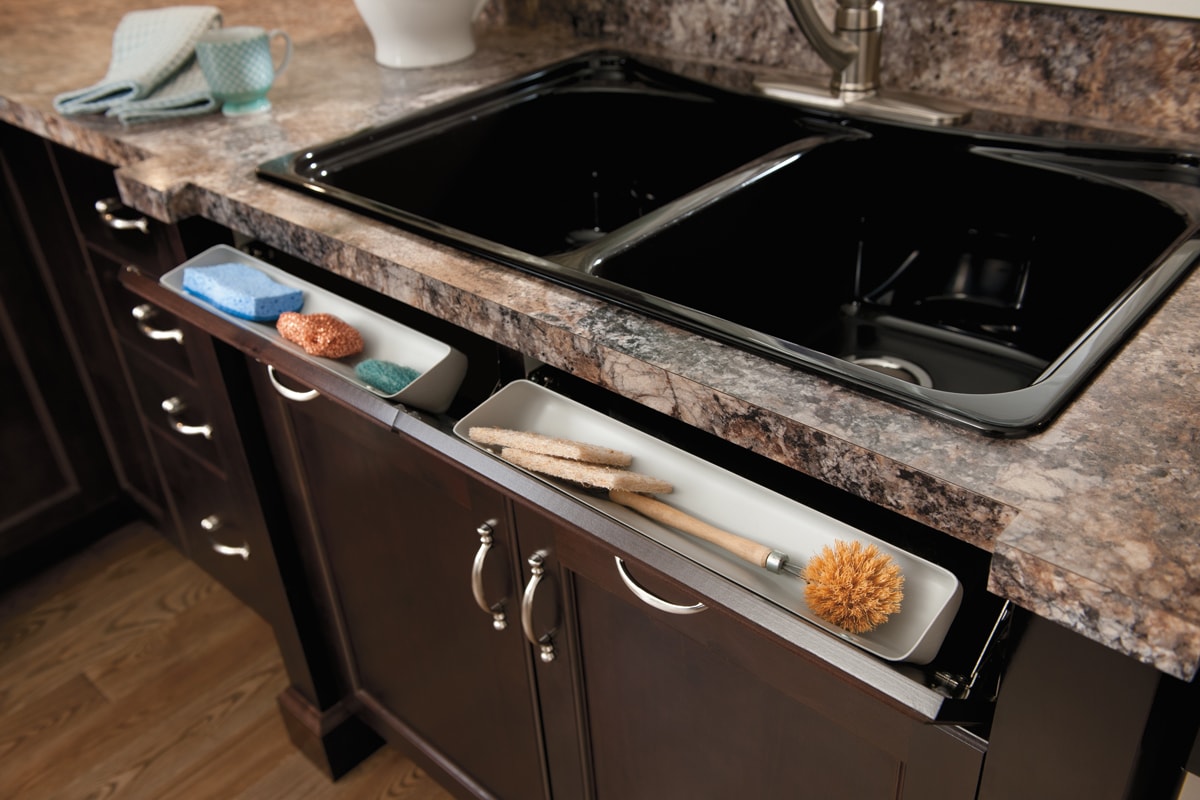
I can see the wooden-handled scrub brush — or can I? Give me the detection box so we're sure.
[608,489,904,634]
[468,427,904,633]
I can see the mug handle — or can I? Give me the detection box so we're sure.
[268,29,293,77]
[472,0,489,19]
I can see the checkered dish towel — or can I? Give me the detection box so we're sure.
[53,6,221,123]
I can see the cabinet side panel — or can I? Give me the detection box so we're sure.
[979,615,1160,800]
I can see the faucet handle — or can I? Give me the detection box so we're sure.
[832,0,884,95]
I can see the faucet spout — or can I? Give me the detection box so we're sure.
[783,0,858,74]
[784,0,883,95]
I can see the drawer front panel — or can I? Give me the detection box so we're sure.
[154,431,279,618]
[53,146,179,269]
[127,349,222,467]
[97,256,194,377]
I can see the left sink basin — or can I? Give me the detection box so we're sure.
[259,51,833,258]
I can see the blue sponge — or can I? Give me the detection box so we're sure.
[183,263,303,322]
[355,359,420,394]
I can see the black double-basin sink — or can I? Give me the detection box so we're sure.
[259,51,1200,435]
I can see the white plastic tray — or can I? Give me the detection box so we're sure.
[162,245,467,413]
[454,380,962,663]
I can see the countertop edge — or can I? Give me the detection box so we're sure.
[1,98,153,168]
[991,541,1200,682]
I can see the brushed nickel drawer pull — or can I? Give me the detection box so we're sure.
[267,365,320,402]
[160,396,213,439]
[94,197,150,235]
[200,516,250,560]
[131,304,184,344]
[521,551,557,663]
[471,520,507,630]
[614,557,707,615]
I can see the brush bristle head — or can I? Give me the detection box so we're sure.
[802,540,904,634]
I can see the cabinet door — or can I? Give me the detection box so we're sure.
[0,127,118,562]
[555,524,985,800]
[254,364,548,800]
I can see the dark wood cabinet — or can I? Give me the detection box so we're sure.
[546,505,986,800]
[118,271,381,778]
[127,319,280,622]
[16,136,308,643]
[0,124,232,535]
[123,255,994,799]
[0,126,370,777]
[239,354,989,799]
[37,135,231,525]
[246,360,551,799]
[0,127,119,570]
[115,208,1197,800]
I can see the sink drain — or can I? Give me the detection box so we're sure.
[844,355,934,388]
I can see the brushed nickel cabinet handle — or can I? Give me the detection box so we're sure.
[200,515,250,560]
[471,519,507,630]
[160,396,213,439]
[614,557,707,615]
[131,304,184,344]
[521,551,557,663]
[267,365,320,402]
[94,197,150,235]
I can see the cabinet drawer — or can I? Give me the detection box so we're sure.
[52,145,179,270]
[126,348,222,467]
[154,430,279,617]
[97,257,194,376]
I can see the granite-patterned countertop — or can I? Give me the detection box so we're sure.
[4,0,1198,679]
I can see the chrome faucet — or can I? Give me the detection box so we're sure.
[758,0,971,126]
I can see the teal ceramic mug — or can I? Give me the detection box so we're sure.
[196,26,292,115]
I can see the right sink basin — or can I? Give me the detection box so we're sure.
[259,51,1200,435]
[582,128,1199,412]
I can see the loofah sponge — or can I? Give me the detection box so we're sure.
[469,427,633,467]
[355,359,420,394]
[276,312,364,358]
[182,263,303,322]
[499,447,673,494]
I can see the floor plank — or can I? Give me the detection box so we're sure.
[0,521,454,800]
[0,672,109,771]
[0,537,203,716]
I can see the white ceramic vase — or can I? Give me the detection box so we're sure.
[353,0,489,69]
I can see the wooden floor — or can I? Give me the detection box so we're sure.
[0,521,454,800]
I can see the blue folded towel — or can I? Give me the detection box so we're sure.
[53,6,221,123]
[107,60,216,124]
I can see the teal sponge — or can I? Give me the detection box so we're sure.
[356,359,420,394]
[183,263,303,322]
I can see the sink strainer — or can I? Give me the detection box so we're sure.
[844,355,934,388]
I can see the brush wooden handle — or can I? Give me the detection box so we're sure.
[609,489,774,569]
